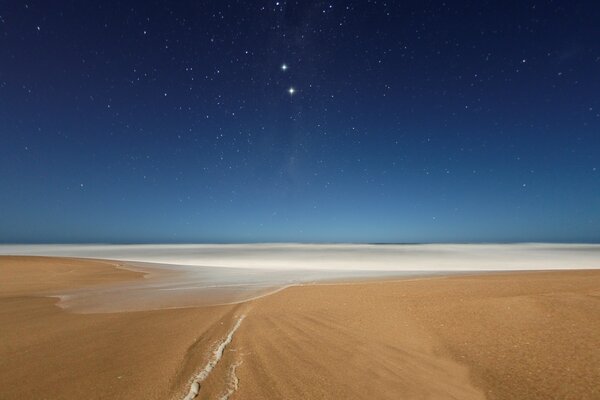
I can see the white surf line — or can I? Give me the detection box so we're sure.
[191,276,437,309]
[219,360,243,400]
[210,284,296,306]
[206,275,448,308]
[159,282,281,291]
[182,315,246,400]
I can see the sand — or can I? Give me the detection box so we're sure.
[224,271,600,400]
[1,256,599,399]
[0,256,243,400]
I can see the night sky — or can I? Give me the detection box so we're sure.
[1,1,599,243]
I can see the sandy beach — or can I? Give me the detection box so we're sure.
[1,256,599,399]
[230,270,600,400]
[5,1,600,398]
[0,256,243,399]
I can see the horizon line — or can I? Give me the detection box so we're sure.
[2,241,599,246]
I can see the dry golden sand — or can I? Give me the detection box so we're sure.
[1,256,599,399]
[0,256,242,400]
[197,271,600,400]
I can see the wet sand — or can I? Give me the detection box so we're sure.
[1,256,599,399]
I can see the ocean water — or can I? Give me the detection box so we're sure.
[2,243,599,313]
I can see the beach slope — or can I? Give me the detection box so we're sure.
[225,270,600,400]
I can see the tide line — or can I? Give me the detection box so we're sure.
[182,315,246,400]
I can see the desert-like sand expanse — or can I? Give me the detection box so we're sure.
[1,255,599,399]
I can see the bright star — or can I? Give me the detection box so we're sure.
[281,63,288,71]
[288,87,295,95]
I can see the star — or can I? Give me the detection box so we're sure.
[281,63,288,71]
[288,87,295,95]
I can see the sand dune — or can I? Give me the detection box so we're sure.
[1,255,599,399]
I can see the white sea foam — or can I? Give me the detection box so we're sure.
[1,243,599,271]
[219,360,243,400]
[182,315,245,400]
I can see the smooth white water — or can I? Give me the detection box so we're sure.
[1,243,598,313]
[2,243,600,270]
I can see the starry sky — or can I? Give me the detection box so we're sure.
[1,1,599,243]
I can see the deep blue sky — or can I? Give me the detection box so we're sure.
[1,1,599,243]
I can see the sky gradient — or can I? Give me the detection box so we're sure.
[1,1,599,243]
